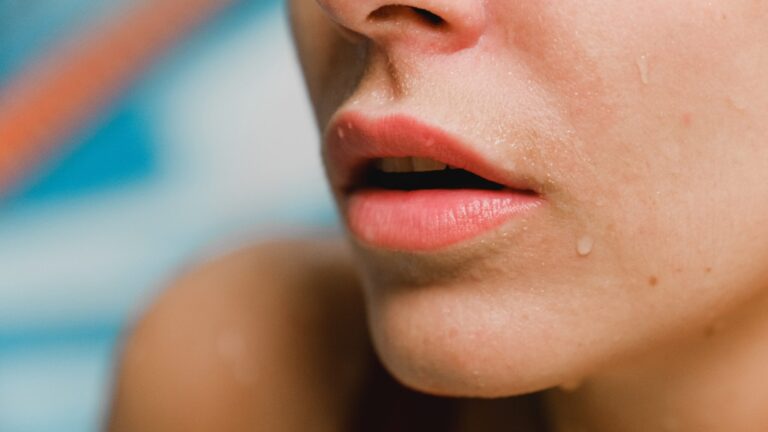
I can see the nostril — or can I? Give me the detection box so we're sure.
[368,5,446,28]
[411,7,445,26]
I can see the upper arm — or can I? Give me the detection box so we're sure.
[107,238,369,432]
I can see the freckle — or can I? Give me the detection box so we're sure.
[648,276,658,286]
[680,113,693,128]
[705,321,724,338]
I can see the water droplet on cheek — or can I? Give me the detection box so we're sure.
[576,236,594,257]
[637,54,650,85]
[727,95,747,112]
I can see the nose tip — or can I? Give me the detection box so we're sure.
[316,0,487,52]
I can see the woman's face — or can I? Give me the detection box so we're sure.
[290,0,768,396]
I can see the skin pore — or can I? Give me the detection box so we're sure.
[290,0,768,430]
[108,1,768,431]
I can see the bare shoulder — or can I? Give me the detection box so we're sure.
[107,237,370,432]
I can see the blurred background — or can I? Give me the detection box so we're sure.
[0,0,335,430]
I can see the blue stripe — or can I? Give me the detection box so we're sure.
[0,0,126,86]
[2,0,284,207]
[0,321,123,352]
[5,102,158,206]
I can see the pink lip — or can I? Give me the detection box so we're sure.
[325,113,544,251]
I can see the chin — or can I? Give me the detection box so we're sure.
[362,276,588,398]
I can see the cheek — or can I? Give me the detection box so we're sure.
[563,2,768,366]
[290,0,367,125]
[539,0,768,273]
[311,0,768,396]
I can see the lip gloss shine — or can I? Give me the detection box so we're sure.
[346,188,541,250]
[326,113,544,251]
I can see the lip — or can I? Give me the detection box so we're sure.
[325,112,544,251]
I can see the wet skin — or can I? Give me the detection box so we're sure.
[110,0,768,430]
[291,0,768,429]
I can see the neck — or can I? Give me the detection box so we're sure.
[545,290,768,432]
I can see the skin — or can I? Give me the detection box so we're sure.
[291,0,768,428]
[108,240,545,431]
[109,0,768,430]
[108,240,373,432]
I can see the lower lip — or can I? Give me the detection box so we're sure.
[345,188,542,251]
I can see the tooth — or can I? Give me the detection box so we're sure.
[393,158,414,172]
[375,159,389,172]
[377,157,413,173]
[411,157,447,172]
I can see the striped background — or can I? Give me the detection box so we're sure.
[0,1,334,430]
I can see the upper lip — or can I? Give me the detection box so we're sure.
[324,111,538,195]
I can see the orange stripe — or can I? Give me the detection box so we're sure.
[0,0,232,196]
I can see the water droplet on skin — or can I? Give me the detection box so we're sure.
[727,95,747,112]
[637,54,650,85]
[576,236,594,257]
[217,331,258,386]
[217,331,246,359]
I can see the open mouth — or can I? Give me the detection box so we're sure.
[326,113,543,251]
[358,157,506,191]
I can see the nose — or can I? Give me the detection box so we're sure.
[316,0,487,52]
